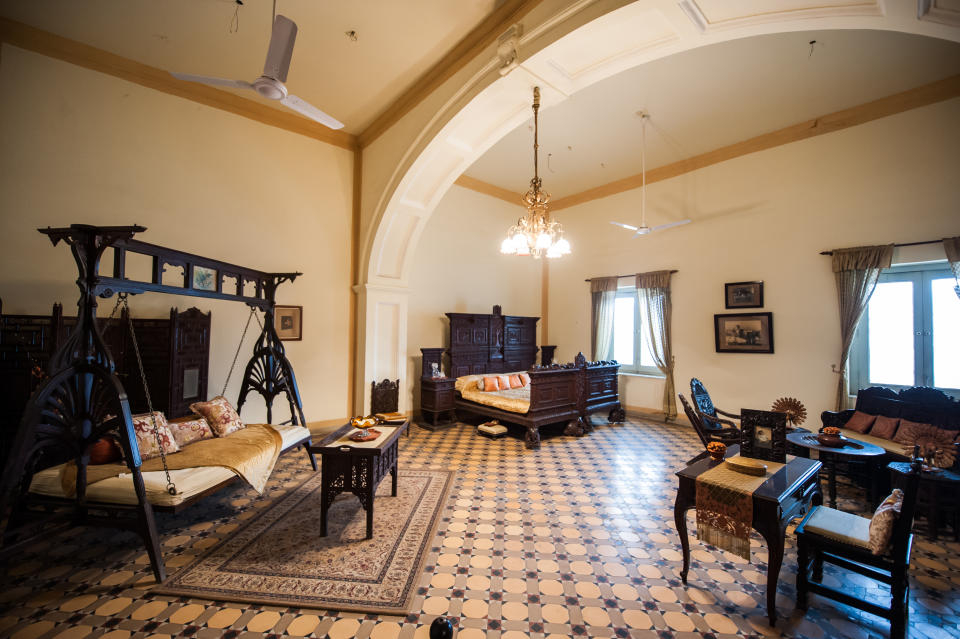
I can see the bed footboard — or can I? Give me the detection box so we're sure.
[580,357,623,426]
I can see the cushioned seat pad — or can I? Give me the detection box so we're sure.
[803,505,871,549]
[838,429,908,456]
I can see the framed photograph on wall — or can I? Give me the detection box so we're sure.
[274,305,303,341]
[714,312,773,354]
[724,281,764,308]
[740,408,787,463]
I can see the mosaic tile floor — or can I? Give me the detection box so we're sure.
[1,418,959,639]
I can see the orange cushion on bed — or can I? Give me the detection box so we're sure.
[497,375,511,391]
[508,374,523,389]
[520,373,531,386]
[481,376,500,392]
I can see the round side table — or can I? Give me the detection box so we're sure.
[786,431,886,509]
[888,461,960,541]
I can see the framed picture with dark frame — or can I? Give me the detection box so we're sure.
[714,312,773,354]
[740,408,787,463]
[725,281,764,309]
[274,305,303,341]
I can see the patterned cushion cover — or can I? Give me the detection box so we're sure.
[520,373,531,386]
[870,415,900,440]
[508,374,523,389]
[131,412,180,460]
[844,410,877,434]
[167,417,214,447]
[189,396,246,437]
[88,436,123,465]
[868,489,903,555]
[893,419,958,446]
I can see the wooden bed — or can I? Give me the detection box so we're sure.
[423,306,622,448]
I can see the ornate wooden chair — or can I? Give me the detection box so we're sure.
[795,451,923,639]
[679,393,740,448]
[689,378,741,431]
[371,378,406,436]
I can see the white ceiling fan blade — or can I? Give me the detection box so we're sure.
[610,221,639,231]
[281,95,345,129]
[170,72,253,90]
[651,219,692,232]
[264,15,297,82]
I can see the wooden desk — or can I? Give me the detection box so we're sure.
[310,421,408,539]
[674,447,821,625]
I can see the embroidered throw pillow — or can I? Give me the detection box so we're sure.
[167,417,214,447]
[131,412,180,460]
[189,396,246,437]
[868,489,903,555]
[893,419,935,446]
[870,415,900,440]
[844,411,877,434]
[508,374,523,389]
[481,376,500,392]
[520,373,531,386]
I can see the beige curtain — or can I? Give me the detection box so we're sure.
[590,277,618,361]
[831,244,894,410]
[636,270,676,421]
[944,236,960,300]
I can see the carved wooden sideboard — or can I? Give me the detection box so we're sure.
[446,306,540,378]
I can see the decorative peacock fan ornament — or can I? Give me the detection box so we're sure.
[771,397,807,428]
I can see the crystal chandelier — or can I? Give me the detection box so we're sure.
[500,87,571,259]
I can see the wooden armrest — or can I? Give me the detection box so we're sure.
[715,408,741,419]
[701,413,740,431]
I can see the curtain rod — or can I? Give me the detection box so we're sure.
[584,269,678,282]
[820,239,943,256]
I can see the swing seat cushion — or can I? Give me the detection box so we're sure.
[132,412,180,460]
[190,396,246,437]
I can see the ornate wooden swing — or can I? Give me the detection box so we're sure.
[0,224,310,582]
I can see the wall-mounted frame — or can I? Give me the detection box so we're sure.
[274,305,303,341]
[714,312,773,354]
[724,281,764,308]
[740,408,787,463]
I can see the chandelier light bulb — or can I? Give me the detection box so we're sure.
[512,231,527,249]
[500,237,516,254]
[535,232,552,250]
[555,236,571,254]
[546,245,562,258]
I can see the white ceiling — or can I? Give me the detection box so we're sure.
[466,28,960,199]
[0,0,499,134]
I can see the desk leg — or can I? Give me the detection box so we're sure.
[391,461,398,497]
[366,462,375,540]
[320,482,330,537]
[756,521,788,627]
[824,453,837,509]
[674,496,692,584]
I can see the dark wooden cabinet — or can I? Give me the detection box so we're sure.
[420,377,456,429]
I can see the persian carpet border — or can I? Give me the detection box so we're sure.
[155,469,454,614]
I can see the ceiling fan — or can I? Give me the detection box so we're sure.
[170,14,344,130]
[611,112,691,237]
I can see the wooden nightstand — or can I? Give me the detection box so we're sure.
[420,376,456,429]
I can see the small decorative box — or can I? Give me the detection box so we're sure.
[478,422,507,439]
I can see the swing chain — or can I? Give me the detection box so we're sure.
[120,294,177,496]
[222,306,258,397]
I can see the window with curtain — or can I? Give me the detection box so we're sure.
[611,286,660,375]
[849,263,960,398]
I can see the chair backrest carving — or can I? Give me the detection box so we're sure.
[890,451,923,560]
[690,378,717,419]
[371,378,399,414]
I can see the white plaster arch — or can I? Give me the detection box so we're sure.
[355,0,960,412]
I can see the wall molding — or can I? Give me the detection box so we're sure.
[356,0,544,149]
[454,175,524,205]
[550,73,960,211]
[0,18,358,152]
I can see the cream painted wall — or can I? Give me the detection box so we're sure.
[547,98,960,420]
[406,185,540,410]
[0,46,354,424]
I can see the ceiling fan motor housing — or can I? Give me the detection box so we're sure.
[253,76,287,100]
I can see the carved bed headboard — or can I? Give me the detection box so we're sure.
[445,305,540,378]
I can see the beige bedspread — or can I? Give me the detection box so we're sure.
[460,386,530,414]
[60,424,283,497]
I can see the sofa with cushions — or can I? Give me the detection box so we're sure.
[821,386,960,463]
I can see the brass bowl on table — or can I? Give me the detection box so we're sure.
[817,433,845,448]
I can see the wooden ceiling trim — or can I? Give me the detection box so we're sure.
[550,73,960,211]
[357,0,544,149]
[454,175,524,206]
[0,18,359,151]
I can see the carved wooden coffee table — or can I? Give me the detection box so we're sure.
[310,421,408,539]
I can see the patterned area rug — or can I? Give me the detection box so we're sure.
[156,469,453,614]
